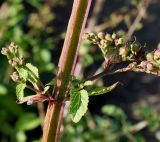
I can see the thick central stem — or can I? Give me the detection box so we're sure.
[42,0,92,142]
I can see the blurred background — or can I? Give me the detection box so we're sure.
[0,0,160,142]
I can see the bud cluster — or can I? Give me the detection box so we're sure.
[142,47,160,73]
[83,32,142,63]
[1,42,24,67]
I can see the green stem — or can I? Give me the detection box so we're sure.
[42,0,92,142]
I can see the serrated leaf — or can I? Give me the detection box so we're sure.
[88,82,119,96]
[17,68,28,81]
[26,63,39,84]
[26,63,39,77]
[69,88,89,123]
[16,83,26,100]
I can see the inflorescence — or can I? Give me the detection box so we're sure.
[83,32,160,76]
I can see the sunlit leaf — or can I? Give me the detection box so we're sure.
[17,68,28,81]
[88,82,119,96]
[69,88,89,123]
[16,83,26,100]
[26,63,39,84]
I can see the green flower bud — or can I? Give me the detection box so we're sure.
[82,33,90,40]
[8,59,13,65]
[105,34,112,42]
[10,72,19,82]
[119,46,129,60]
[118,38,124,45]
[130,42,141,54]
[89,33,96,39]
[111,33,117,39]
[97,32,105,39]
[153,49,160,61]
[100,39,108,48]
[146,52,154,62]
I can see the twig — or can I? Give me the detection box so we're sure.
[85,0,105,32]
[126,0,151,39]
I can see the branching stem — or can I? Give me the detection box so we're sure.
[42,1,92,142]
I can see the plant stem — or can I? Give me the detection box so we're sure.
[42,0,92,142]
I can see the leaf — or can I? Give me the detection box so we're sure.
[46,79,55,86]
[88,82,119,96]
[102,105,126,120]
[15,113,41,131]
[16,83,26,100]
[17,68,28,81]
[26,63,39,84]
[69,88,89,123]
[26,63,39,78]
[83,80,93,86]
[0,85,8,95]
[42,86,50,94]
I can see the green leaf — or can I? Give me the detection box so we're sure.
[83,80,93,86]
[26,63,39,84]
[69,88,89,123]
[16,83,26,100]
[0,85,8,96]
[42,86,50,94]
[17,68,28,81]
[88,82,119,96]
[46,79,55,86]
[15,113,41,131]
[26,63,39,78]
[102,105,126,120]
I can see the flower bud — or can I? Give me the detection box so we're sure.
[100,39,108,48]
[105,34,112,41]
[146,52,154,62]
[111,33,117,39]
[140,61,147,68]
[19,55,24,65]
[97,32,105,39]
[8,44,14,53]
[11,60,17,67]
[114,39,119,46]
[89,33,96,39]
[146,62,154,71]
[8,42,18,54]
[154,49,160,61]
[82,33,90,40]
[8,60,13,65]
[118,38,124,45]
[10,72,19,82]
[119,46,129,60]
[130,42,141,54]
[1,47,9,55]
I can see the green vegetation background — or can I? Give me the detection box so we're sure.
[0,0,160,142]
